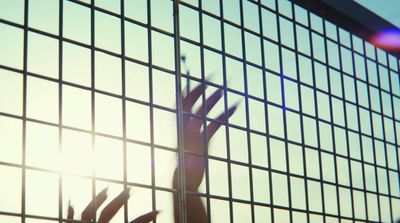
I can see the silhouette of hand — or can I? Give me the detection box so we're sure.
[173,84,237,223]
[66,187,158,223]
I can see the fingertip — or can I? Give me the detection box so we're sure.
[205,72,215,82]
[126,187,132,198]
[67,200,74,220]
[228,103,239,113]
[100,186,109,196]
[68,199,74,209]
[233,99,242,106]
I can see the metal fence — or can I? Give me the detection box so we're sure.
[0,0,399,222]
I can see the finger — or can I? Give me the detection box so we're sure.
[130,211,159,223]
[81,187,108,221]
[190,88,223,132]
[205,104,238,141]
[195,88,223,117]
[182,83,204,113]
[182,84,205,127]
[66,201,74,223]
[98,188,131,223]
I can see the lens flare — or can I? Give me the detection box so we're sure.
[371,28,400,50]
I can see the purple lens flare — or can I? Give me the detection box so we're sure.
[371,28,400,50]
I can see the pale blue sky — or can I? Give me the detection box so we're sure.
[355,0,400,28]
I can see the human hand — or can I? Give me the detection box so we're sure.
[66,187,158,223]
[173,84,238,223]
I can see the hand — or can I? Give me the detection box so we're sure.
[66,187,158,223]
[173,84,238,223]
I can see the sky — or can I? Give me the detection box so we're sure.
[355,0,400,28]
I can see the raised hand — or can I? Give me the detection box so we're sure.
[66,187,158,223]
[173,84,238,223]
